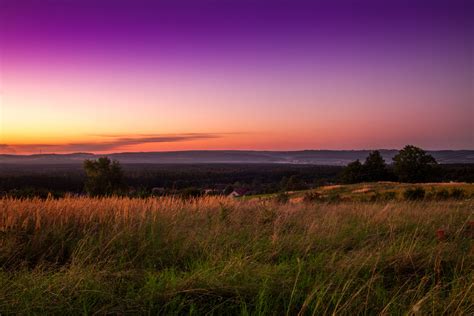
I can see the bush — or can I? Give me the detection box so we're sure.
[383,191,397,200]
[428,188,466,200]
[372,191,397,201]
[303,191,321,203]
[450,188,465,200]
[276,192,290,204]
[431,189,450,200]
[327,193,342,203]
[403,187,425,201]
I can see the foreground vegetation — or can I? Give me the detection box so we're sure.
[0,193,473,314]
[259,182,474,203]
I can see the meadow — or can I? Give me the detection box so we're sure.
[263,182,474,203]
[0,186,473,315]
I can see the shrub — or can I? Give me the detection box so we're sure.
[450,188,465,200]
[403,187,425,201]
[369,191,397,202]
[384,191,397,200]
[276,192,290,204]
[433,189,450,200]
[303,191,321,203]
[327,193,342,203]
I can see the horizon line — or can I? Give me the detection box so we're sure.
[2,148,474,157]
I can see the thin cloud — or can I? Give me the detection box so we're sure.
[0,144,18,154]
[88,132,246,138]
[0,133,222,154]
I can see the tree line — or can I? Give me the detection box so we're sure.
[82,145,444,197]
[1,145,471,198]
[341,145,439,183]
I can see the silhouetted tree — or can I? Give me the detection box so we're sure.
[363,150,389,182]
[341,160,364,183]
[286,175,306,191]
[280,176,289,191]
[393,145,438,183]
[83,157,126,196]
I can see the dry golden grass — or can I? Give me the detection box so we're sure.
[0,195,473,314]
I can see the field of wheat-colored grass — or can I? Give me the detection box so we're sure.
[245,182,474,202]
[0,195,473,315]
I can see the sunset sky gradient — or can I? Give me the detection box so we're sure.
[1,0,473,154]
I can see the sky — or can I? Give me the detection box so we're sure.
[0,0,473,154]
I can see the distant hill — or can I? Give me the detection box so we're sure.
[1,150,473,165]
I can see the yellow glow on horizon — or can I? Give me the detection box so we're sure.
[2,60,472,154]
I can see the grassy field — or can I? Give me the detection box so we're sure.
[0,188,473,314]
[245,182,474,203]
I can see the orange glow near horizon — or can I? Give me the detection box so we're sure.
[1,0,473,154]
[1,39,472,154]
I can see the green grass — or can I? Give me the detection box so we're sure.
[245,182,474,203]
[0,192,473,314]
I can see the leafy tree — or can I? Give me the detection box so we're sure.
[363,150,389,182]
[83,157,126,196]
[341,151,391,184]
[393,145,438,183]
[340,159,364,184]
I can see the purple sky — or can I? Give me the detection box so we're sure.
[0,0,473,153]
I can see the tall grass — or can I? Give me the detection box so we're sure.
[0,196,472,314]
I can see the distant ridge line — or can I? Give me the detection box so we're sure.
[0,150,473,165]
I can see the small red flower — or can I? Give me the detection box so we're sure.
[436,229,446,241]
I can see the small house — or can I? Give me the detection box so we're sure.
[228,188,249,198]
